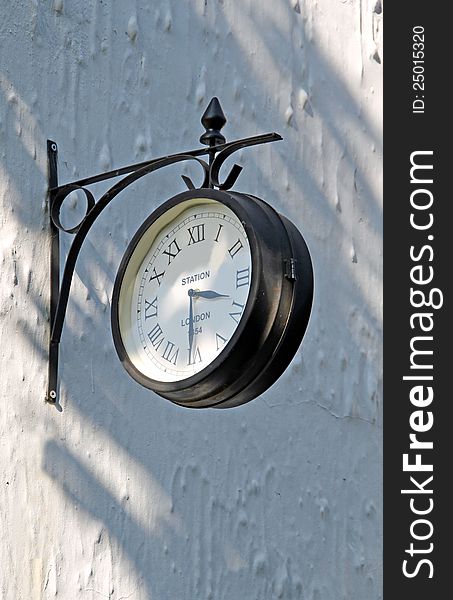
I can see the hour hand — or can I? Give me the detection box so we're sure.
[193,290,229,299]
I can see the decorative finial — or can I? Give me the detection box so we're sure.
[200,97,227,146]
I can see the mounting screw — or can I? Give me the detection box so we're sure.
[49,390,57,400]
[51,143,57,152]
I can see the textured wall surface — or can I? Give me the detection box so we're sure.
[0,1,382,598]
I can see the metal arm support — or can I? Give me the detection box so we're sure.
[45,105,281,404]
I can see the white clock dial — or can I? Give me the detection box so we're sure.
[121,199,252,382]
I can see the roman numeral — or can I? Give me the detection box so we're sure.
[214,224,223,242]
[229,301,244,324]
[216,333,228,351]
[188,346,202,365]
[149,267,165,286]
[236,267,250,288]
[162,341,179,365]
[147,323,164,350]
[162,239,181,265]
[188,223,205,245]
[228,239,243,258]
[144,296,158,319]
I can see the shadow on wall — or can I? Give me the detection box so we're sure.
[43,440,181,597]
[1,0,382,597]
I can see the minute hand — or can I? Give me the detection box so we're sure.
[194,290,229,299]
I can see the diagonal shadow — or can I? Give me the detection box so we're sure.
[43,440,182,599]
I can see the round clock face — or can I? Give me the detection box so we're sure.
[116,197,252,383]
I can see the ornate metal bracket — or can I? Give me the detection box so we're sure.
[46,97,282,405]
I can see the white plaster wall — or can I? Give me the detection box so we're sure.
[0,1,382,598]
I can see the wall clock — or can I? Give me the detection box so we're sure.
[111,187,313,408]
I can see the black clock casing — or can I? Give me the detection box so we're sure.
[111,188,313,408]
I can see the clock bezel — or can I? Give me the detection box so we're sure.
[111,187,313,408]
[111,189,262,397]
[112,190,261,392]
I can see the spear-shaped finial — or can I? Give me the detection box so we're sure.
[200,97,227,146]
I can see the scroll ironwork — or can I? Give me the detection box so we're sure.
[46,97,282,405]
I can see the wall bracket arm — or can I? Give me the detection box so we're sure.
[45,98,282,405]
